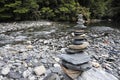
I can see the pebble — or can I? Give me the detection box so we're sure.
[91,62,100,68]
[1,66,11,75]
[34,65,46,76]
[43,73,60,80]
[23,70,31,78]
[8,71,22,79]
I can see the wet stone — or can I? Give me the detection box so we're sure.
[58,53,91,65]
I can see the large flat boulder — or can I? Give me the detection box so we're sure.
[78,68,118,80]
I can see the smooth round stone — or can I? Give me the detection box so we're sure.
[74,25,87,29]
[74,32,83,36]
[62,61,92,71]
[72,40,83,45]
[68,42,89,50]
[65,49,83,54]
[74,30,85,33]
[34,65,46,76]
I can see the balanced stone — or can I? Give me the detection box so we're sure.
[77,19,85,24]
[73,35,87,40]
[62,61,92,71]
[72,40,84,45]
[74,30,85,33]
[58,53,91,65]
[74,32,84,36]
[65,48,83,54]
[74,25,87,29]
[68,42,89,50]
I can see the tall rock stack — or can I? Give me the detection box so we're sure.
[58,14,91,79]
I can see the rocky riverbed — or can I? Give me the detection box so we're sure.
[0,21,120,80]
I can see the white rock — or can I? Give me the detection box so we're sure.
[54,57,60,62]
[34,65,46,76]
[54,64,61,68]
[26,45,33,49]
[1,67,10,75]
[23,70,31,78]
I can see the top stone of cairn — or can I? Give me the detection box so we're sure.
[74,14,87,28]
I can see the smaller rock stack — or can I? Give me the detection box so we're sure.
[58,14,91,79]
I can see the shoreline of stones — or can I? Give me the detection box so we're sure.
[0,19,119,80]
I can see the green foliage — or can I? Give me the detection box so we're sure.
[40,7,55,20]
[0,0,119,22]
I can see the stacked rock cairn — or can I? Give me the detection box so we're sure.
[58,14,91,79]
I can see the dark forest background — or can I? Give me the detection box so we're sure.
[0,0,120,22]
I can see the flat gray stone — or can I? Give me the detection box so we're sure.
[62,61,92,71]
[58,53,91,65]
[78,68,118,80]
[65,49,84,54]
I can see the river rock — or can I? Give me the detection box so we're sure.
[43,73,60,80]
[68,42,89,50]
[72,40,84,45]
[61,66,81,79]
[78,68,118,80]
[8,71,22,79]
[74,32,84,36]
[62,61,91,71]
[65,48,83,54]
[74,30,85,33]
[74,25,87,29]
[23,69,31,78]
[34,65,46,76]
[1,66,11,75]
[58,53,91,65]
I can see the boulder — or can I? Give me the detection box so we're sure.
[78,68,118,80]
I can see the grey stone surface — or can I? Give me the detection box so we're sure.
[43,73,60,80]
[78,68,118,80]
[65,48,84,54]
[8,71,22,79]
[58,53,91,65]
[62,61,91,71]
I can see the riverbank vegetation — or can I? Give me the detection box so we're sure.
[0,0,120,22]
